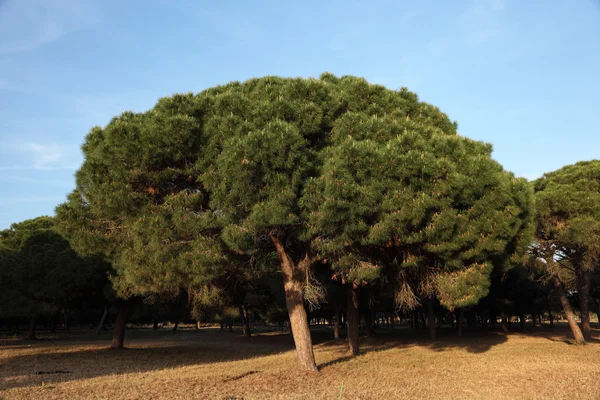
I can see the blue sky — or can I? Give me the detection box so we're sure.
[0,0,599,229]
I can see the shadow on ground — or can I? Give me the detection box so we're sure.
[1,324,596,391]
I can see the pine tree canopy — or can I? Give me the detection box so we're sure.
[534,160,600,271]
[57,73,533,309]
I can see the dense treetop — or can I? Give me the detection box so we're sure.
[57,74,532,313]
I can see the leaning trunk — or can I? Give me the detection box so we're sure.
[333,306,341,341]
[347,284,360,356]
[111,299,136,349]
[576,269,592,341]
[97,306,109,335]
[270,235,318,372]
[427,298,436,340]
[553,276,585,344]
[26,317,36,340]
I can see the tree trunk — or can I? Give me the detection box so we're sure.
[501,311,509,333]
[365,308,374,338]
[240,305,251,338]
[519,312,526,332]
[97,306,109,335]
[576,269,592,341]
[333,306,341,341]
[25,317,36,340]
[548,310,554,328]
[196,320,201,330]
[553,276,585,344]
[50,311,58,333]
[153,319,159,330]
[450,312,455,329]
[457,309,464,337]
[172,321,179,332]
[63,310,69,332]
[111,299,136,349]
[594,299,600,328]
[427,298,436,340]
[347,284,360,356]
[270,235,318,372]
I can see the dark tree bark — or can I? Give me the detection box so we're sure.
[25,317,36,340]
[239,304,251,338]
[111,299,137,349]
[365,308,374,338]
[172,320,179,332]
[576,269,592,341]
[501,311,509,333]
[427,298,436,340]
[457,309,464,337]
[50,311,58,333]
[270,235,318,372]
[152,319,159,330]
[97,306,109,334]
[519,312,526,332]
[333,306,341,341]
[594,299,600,328]
[347,283,360,356]
[548,310,554,328]
[63,310,69,332]
[450,312,455,330]
[553,276,585,344]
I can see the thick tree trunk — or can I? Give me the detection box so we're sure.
[450,312,455,329]
[153,319,159,330]
[576,269,592,341]
[427,298,436,340]
[548,310,554,328]
[196,320,201,330]
[333,306,341,341]
[97,306,109,334]
[172,321,179,332]
[26,317,36,340]
[240,305,251,338]
[457,309,464,337]
[347,284,360,356]
[553,276,585,344]
[111,299,136,349]
[270,235,318,372]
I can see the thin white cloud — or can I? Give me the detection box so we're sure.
[0,196,66,203]
[460,0,508,44]
[0,175,74,188]
[0,0,99,55]
[0,142,82,171]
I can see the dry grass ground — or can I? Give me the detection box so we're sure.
[1,325,599,400]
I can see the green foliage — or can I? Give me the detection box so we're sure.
[0,217,109,319]
[534,160,600,270]
[59,73,533,313]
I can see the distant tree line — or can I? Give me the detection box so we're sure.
[1,75,598,372]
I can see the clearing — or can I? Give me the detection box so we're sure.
[1,326,599,399]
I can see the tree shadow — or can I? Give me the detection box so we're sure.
[0,329,295,391]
